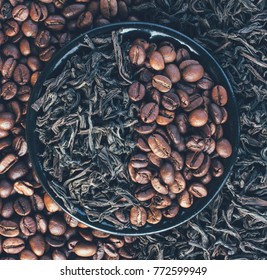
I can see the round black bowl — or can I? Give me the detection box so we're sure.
[26,22,240,236]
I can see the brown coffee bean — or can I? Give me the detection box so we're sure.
[221,107,228,124]
[0,137,12,152]
[186,151,205,170]
[140,102,159,123]
[211,85,228,106]
[3,237,25,254]
[2,57,17,79]
[176,48,190,63]
[30,194,44,212]
[156,109,175,126]
[48,214,67,236]
[3,20,19,37]
[108,236,124,249]
[0,220,19,237]
[128,81,145,102]
[176,89,190,108]
[152,194,171,209]
[169,171,186,194]
[27,56,42,72]
[147,152,162,167]
[43,192,60,212]
[163,64,180,83]
[46,234,66,247]
[151,176,168,195]
[73,241,97,257]
[76,11,93,29]
[0,179,13,198]
[200,172,212,184]
[139,68,153,83]
[19,216,37,236]
[29,234,45,256]
[184,93,203,112]
[12,5,29,21]
[64,213,78,228]
[209,103,223,124]
[216,138,232,158]
[7,161,29,181]
[214,124,224,140]
[175,113,188,134]
[35,214,47,234]
[78,228,93,242]
[91,229,110,238]
[13,64,30,85]
[34,30,50,48]
[186,135,205,152]
[182,63,204,82]
[130,154,148,168]
[19,39,31,56]
[189,108,208,127]
[53,0,67,8]
[178,190,193,208]
[1,82,17,100]
[197,72,214,90]
[211,158,224,177]
[161,91,180,111]
[135,169,152,184]
[20,249,38,260]
[0,153,18,174]
[0,31,6,45]
[30,2,48,22]
[14,196,31,216]
[100,0,118,19]
[152,75,172,93]
[159,45,176,63]
[62,4,85,19]
[160,161,175,185]
[45,15,65,31]
[130,206,147,227]
[188,183,208,198]
[30,71,41,86]
[128,162,137,182]
[133,38,149,51]
[39,46,56,62]
[12,136,27,157]
[1,200,15,219]
[147,207,162,224]
[21,19,38,37]
[129,44,146,66]
[162,204,179,218]
[114,209,129,223]
[136,137,151,152]
[192,154,211,177]
[103,243,119,258]
[135,184,156,201]
[134,122,157,135]
[2,43,20,59]
[149,51,165,71]
[14,181,33,196]
[148,133,171,158]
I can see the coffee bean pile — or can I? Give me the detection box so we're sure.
[127,39,233,227]
[0,0,142,260]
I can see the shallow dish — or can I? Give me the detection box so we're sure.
[26,22,240,236]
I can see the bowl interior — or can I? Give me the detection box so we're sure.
[26,22,240,236]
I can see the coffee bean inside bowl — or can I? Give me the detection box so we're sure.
[127,38,232,227]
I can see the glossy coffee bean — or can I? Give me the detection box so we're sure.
[178,190,193,208]
[48,214,67,236]
[211,85,228,106]
[21,19,38,38]
[160,162,175,185]
[147,152,162,167]
[30,2,48,22]
[192,154,211,177]
[2,57,17,79]
[7,161,29,181]
[147,207,162,224]
[3,20,19,37]
[188,183,208,198]
[76,11,93,29]
[164,63,181,83]
[162,91,180,111]
[169,171,186,194]
[13,64,30,85]
[3,237,25,254]
[176,48,190,63]
[34,30,50,48]
[162,204,179,218]
[216,138,232,158]
[0,153,18,174]
[149,51,165,71]
[14,181,34,196]
[136,137,151,152]
[135,169,152,184]
[140,102,159,123]
[13,197,31,216]
[186,151,205,170]
[39,46,56,62]
[19,216,37,236]
[211,159,224,177]
[0,179,13,198]
[151,176,168,195]
[200,172,212,184]
[152,194,171,209]
[159,45,176,63]
[129,44,146,66]
[1,82,17,100]
[186,135,205,152]
[148,133,171,158]
[209,103,223,124]
[189,108,208,127]
[0,220,19,237]
[73,241,97,257]
[45,15,65,31]
[128,81,145,102]
[100,0,118,19]
[62,4,85,19]
[91,229,110,238]
[156,109,175,126]
[2,43,20,59]
[130,206,147,227]
[130,153,148,168]
[27,56,42,72]
[183,93,203,112]
[176,89,189,108]
[30,194,44,212]
[152,75,172,93]
[197,72,214,90]
[12,136,27,157]
[182,63,204,82]
[29,234,45,256]
[20,249,38,260]
[19,39,31,56]
[12,5,29,21]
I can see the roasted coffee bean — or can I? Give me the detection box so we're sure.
[1,82,17,100]
[46,233,66,248]
[166,124,181,145]
[184,93,203,112]
[169,171,186,194]
[100,0,118,19]
[162,91,180,111]
[186,135,205,152]
[14,196,31,216]
[128,81,145,102]
[168,151,183,171]
[48,214,67,236]
[14,181,34,196]
[124,236,137,244]
[12,5,29,21]
[148,133,171,158]
[149,51,165,71]
[148,88,161,104]
[152,194,171,209]
[21,19,38,37]
[209,103,223,124]
[128,162,137,182]
[19,39,31,56]
[211,85,228,106]
[0,220,19,237]
[91,229,110,238]
[7,161,28,181]
[200,172,212,184]
[52,249,66,260]
[178,190,193,208]
[45,15,65,31]
[197,72,214,90]
[76,11,93,29]
[136,137,151,152]
[135,169,152,184]
[1,199,15,219]
[140,102,159,123]
[0,31,6,45]
[133,38,149,50]
[39,46,56,62]
[0,153,18,174]
[64,213,78,228]
[147,152,162,167]
[103,243,119,258]
[216,138,232,158]
[186,151,205,170]
[188,183,208,198]
[135,122,157,135]
[0,179,13,198]
[19,216,37,236]
[151,176,168,195]
[176,89,189,108]
[3,237,25,254]
[159,45,176,63]
[3,20,19,37]
[53,0,67,8]
[12,136,27,157]
[189,108,208,127]
[20,249,38,260]
[156,109,175,126]
[30,71,40,86]
[30,194,44,212]
[27,56,42,72]
[114,209,129,223]
[176,48,190,63]
[2,43,20,59]
[162,204,179,218]
[182,62,204,82]
[73,241,97,257]
[130,206,147,227]
[160,161,175,185]
[57,32,71,47]
[34,30,50,48]
[130,153,148,168]
[29,234,45,256]
[152,75,172,93]
[44,192,60,212]
[78,228,93,242]
[175,113,188,134]
[118,246,136,259]
[2,57,17,79]
[220,107,228,124]
[139,68,153,83]
[0,137,12,152]
[211,158,224,177]
[192,154,211,177]
[13,64,30,85]
[214,124,224,140]
[129,44,146,66]
[199,123,212,138]
[30,2,48,22]
[147,207,162,224]
[108,236,124,249]
[62,4,85,19]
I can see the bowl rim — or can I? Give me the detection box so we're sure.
[26,21,240,236]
